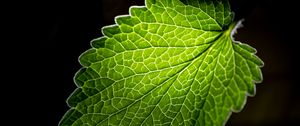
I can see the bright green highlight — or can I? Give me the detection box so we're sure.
[60,0,263,125]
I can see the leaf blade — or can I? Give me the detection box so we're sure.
[60,0,263,125]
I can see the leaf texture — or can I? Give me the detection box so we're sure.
[60,0,263,125]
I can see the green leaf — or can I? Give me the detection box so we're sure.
[60,0,263,125]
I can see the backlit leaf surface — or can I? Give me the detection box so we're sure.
[60,0,263,125]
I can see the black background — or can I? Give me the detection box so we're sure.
[8,0,299,125]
